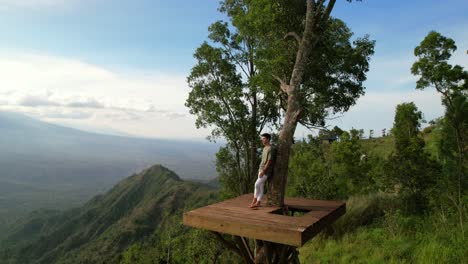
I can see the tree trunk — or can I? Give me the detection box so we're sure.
[269,95,301,206]
[258,1,337,263]
[268,0,336,207]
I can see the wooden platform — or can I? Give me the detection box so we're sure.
[183,194,346,247]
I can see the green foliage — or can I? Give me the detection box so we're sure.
[286,100,463,262]
[330,193,399,236]
[4,12,468,264]
[2,118,464,263]
[411,31,467,189]
[187,0,375,200]
[330,130,372,196]
[287,128,381,200]
[298,193,467,264]
[412,31,467,230]
[411,31,467,95]
[186,13,276,197]
[287,136,333,199]
[391,102,422,153]
[221,0,375,127]
[0,165,222,264]
[216,145,246,198]
[301,222,467,264]
[286,105,463,261]
[384,103,440,213]
[120,215,238,264]
[438,93,468,182]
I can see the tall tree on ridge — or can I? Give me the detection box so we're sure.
[187,1,374,262]
[412,31,467,234]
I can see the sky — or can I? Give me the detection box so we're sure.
[0,0,466,140]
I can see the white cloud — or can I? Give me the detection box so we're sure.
[320,25,467,139]
[363,23,468,94]
[0,51,207,139]
[17,94,60,107]
[365,52,418,91]
[323,89,444,137]
[65,98,105,109]
[2,37,461,139]
[295,89,445,138]
[39,109,92,119]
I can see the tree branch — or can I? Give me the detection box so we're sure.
[298,113,343,131]
[259,115,269,132]
[298,119,327,131]
[210,71,250,146]
[322,0,337,22]
[222,47,250,78]
[288,0,319,91]
[284,32,301,45]
[273,74,290,93]
[316,0,326,14]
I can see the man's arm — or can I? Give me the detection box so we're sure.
[259,159,272,177]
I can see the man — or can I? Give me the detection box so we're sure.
[250,133,273,208]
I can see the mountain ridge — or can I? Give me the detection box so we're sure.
[0,111,218,235]
[0,164,217,264]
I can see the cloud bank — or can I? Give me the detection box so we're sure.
[0,52,204,139]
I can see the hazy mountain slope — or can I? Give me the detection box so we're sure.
[0,111,218,186]
[0,111,218,233]
[0,165,217,264]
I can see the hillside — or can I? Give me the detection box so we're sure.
[0,165,218,264]
[360,136,394,158]
[0,111,218,235]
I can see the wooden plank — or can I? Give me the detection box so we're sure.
[209,203,278,214]
[301,203,346,245]
[183,194,346,247]
[209,194,276,210]
[285,197,343,212]
[198,203,322,228]
[189,206,307,230]
[184,210,302,246]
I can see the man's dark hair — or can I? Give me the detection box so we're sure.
[261,133,271,141]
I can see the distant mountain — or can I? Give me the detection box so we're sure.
[0,165,218,264]
[0,111,218,185]
[0,111,219,235]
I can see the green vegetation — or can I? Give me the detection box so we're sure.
[299,194,467,263]
[0,3,465,263]
[3,117,464,263]
[0,165,232,264]
[285,104,466,263]
[412,30,467,236]
[0,178,110,241]
[279,30,467,263]
[0,111,218,239]
[186,0,374,200]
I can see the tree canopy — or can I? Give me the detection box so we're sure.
[186,0,375,203]
[185,1,375,262]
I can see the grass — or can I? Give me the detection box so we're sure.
[299,193,467,264]
[360,136,395,159]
